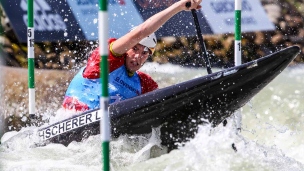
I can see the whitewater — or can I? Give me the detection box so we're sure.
[0,62,303,171]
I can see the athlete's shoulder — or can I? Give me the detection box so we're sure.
[108,38,117,44]
[137,71,158,94]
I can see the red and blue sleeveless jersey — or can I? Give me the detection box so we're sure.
[62,38,158,111]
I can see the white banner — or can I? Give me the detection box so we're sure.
[201,0,275,34]
[39,110,101,140]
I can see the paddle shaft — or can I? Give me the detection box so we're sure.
[186,2,212,74]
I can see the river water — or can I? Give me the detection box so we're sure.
[0,62,303,171]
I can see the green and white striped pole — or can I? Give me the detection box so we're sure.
[235,0,241,66]
[28,0,35,119]
[98,0,110,170]
[234,0,242,132]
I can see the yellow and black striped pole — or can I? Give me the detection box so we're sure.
[27,0,35,119]
[98,0,110,170]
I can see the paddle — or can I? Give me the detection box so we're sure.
[186,2,212,74]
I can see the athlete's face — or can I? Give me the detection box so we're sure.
[125,44,150,72]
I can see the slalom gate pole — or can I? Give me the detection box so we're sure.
[98,0,110,170]
[27,0,36,120]
[234,0,242,132]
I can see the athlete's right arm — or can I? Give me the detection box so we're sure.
[110,0,202,55]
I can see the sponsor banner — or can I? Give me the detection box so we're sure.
[2,0,274,43]
[201,0,275,34]
[132,0,213,37]
[38,110,101,140]
[1,0,86,43]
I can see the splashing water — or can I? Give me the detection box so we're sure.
[1,63,304,170]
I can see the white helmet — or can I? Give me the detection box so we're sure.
[139,33,157,54]
[130,27,157,54]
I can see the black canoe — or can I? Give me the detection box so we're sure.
[38,46,300,149]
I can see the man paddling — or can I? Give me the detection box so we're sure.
[62,0,202,111]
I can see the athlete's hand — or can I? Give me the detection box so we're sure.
[179,0,202,11]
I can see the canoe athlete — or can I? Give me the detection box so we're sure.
[62,0,202,111]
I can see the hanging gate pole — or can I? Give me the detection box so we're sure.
[98,0,110,170]
[234,0,242,132]
[27,0,35,120]
[235,0,242,66]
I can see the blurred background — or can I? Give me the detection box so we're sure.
[0,0,304,137]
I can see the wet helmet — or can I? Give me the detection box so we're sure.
[139,32,157,54]
[130,27,157,54]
